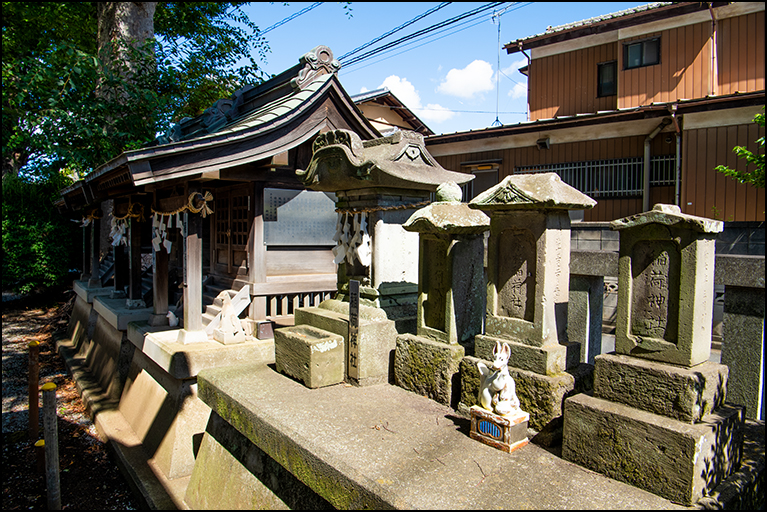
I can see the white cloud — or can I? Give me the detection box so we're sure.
[437,60,495,99]
[359,86,369,94]
[379,75,421,112]
[503,58,528,76]
[377,75,456,125]
[418,104,456,123]
[509,82,527,99]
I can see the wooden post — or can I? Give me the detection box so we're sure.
[149,235,169,324]
[81,224,91,281]
[28,340,40,442]
[128,216,143,305]
[113,243,127,296]
[183,187,204,336]
[248,183,267,321]
[87,217,102,288]
[42,382,61,510]
[35,439,45,475]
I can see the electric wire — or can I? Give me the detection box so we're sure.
[341,2,531,75]
[336,2,453,62]
[259,2,323,37]
[339,2,506,67]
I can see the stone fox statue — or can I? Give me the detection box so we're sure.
[477,340,521,416]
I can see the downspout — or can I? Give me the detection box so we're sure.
[708,2,718,96]
[643,117,672,212]
[520,43,532,121]
[671,104,682,207]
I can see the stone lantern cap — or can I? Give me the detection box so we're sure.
[611,204,723,233]
[468,172,597,211]
[403,202,490,236]
[297,129,473,192]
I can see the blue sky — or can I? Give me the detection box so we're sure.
[241,2,649,135]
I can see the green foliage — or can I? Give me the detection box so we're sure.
[2,173,81,294]
[715,109,765,189]
[1,2,272,293]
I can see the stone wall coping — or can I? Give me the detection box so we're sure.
[92,296,153,331]
[196,362,684,510]
[72,280,113,304]
[125,322,274,380]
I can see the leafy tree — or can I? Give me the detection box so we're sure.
[3,2,272,181]
[715,109,765,189]
[1,2,273,293]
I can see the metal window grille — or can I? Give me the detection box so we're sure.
[515,155,675,198]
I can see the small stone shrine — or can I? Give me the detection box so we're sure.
[275,129,472,386]
[562,204,744,505]
[465,173,596,432]
[394,182,489,406]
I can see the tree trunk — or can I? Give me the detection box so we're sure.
[96,2,157,103]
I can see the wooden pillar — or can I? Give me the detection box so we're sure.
[127,216,145,308]
[113,242,127,297]
[180,187,207,343]
[148,238,169,326]
[87,217,102,288]
[248,183,267,321]
[81,224,91,281]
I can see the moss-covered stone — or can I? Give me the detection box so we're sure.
[394,333,464,407]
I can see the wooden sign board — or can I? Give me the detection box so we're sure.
[348,279,360,381]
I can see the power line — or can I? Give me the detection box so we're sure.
[259,2,323,36]
[337,2,452,62]
[341,2,531,75]
[340,2,506,67]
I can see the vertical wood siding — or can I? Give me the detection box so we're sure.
[618,22,713,108]
[717,11,765,95]
[682,123,765,222]
[529,43,617,120]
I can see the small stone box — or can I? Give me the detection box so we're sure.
[469,405,529,453]
[274,325,345,389]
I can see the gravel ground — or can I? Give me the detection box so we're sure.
[2,289,141,510]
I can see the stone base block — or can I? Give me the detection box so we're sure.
[119,348,211,479]
[275,325,345,389]
[67,294,98,353]
[562,393,744,505]
[394,334,464,407]
[594,352,729,423]
[295,301,398,386]
[147,313,169,327]
[475,334,580,375]
[213,328,245,345]
[459,355,593,432]
[469,405,529,453]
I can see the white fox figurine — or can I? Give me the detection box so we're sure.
[477,340,521,416]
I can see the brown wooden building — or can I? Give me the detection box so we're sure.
[426,1,765,222]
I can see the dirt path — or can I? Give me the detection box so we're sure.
[2,290,141,510]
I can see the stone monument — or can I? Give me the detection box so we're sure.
[275,129,473,386]
[463,173,596,432]
[394,182,489,406]
[562,204,744,505]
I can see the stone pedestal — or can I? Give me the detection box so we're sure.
[563,205,743,505]
[275,325,345,389]
[295,301,399,386]
[563,393,743,505]
[470,405,529,453]
[394,191,489,406]
[466,174,597,432]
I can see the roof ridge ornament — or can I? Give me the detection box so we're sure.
[291,45,341,90]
